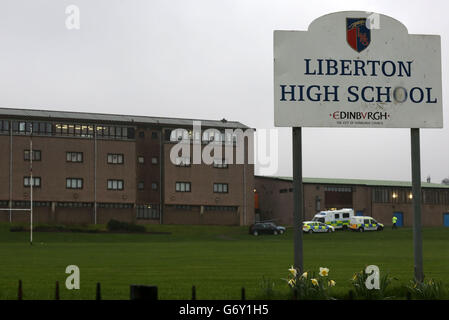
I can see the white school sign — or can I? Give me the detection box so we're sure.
[274,11,442,128]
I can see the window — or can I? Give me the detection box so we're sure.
[213,159,228,168]
[373,188,391,203]
[66,178,83,189]
[213,183,228,193]
[334,214,340,219]
[19,122,26,133]
[107,154,124,164]
[24,177,41,188]
[138,156,145,164]
[175,182,191,192]
[66,152,83,163]
[24,150,41,161]
[136,204,160,220]
[151,157,158,164]
[139,131,145,138]
[107,179,124,190]
[151,182,158,190]
[137,181,144,190]
[151,132,158,139]
[0,120,10,133]
[343,213,350,218]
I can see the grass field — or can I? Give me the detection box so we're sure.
[0,223,448,300]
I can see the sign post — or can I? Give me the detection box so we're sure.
[411,128,423,281]
[292,127,303,272]
[274,11,442,281]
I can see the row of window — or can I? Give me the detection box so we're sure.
[0,201,236,212]
[22,150,158,165]
[280,186,352,194]
[173,157,228,168]
[324,186,353,192]
[22,177,160,192]
[1,120,248,145]
[57,202,93,208]
[0,120,136,140]
[23,177,126,191]
[373,188,449,205]
[2,201,136,208]
[168,128,241,144]
[137,182,158,191]
[175,182,229,193]
[169,205,237,212]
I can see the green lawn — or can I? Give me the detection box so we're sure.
[0,223,448,300]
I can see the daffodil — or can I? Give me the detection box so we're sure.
[311,278,318,286]
[319,267,329,277]
[328,280,336,287]
[288,278,296,287]
[288,266,297,278]
[352,273,358,281]
[301,272,308,279]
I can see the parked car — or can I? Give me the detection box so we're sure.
[349,216,384,232]
[303,221,335,233]
[249,222,286,236]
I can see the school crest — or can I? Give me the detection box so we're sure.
[346,18,371,52]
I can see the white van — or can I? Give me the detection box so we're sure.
[312,208,354,230]
[349,216,384,232]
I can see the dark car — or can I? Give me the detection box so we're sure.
[249,222,286,236]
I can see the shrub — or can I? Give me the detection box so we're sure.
[106,219,146,233]
[9,225,25,232]
[406,279,445,300]
[255,277,277,299]
[34,224,66,232]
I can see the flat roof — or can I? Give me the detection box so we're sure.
[255,175,449,189]
[0,107,250,129]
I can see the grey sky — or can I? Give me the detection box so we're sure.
[0,0,447,182]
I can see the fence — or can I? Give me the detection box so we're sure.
[13,280,249,300]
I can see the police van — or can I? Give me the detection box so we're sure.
[349,216,384,232]
[312,208,354,230]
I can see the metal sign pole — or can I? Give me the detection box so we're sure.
[411,128,424,282]
[292,127,304,272]
[30,124,33,246]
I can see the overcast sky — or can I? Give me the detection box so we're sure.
[0,0,447,183]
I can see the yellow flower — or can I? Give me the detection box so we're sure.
[352,273,358,281]
[328,280,336,287]
[311,278,318,286]
[288,278,296,287]
[301,272,308,279]
[319,267,329,277]
[288,266,297,278]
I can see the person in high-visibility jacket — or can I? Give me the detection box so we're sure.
[392,216,398,229]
